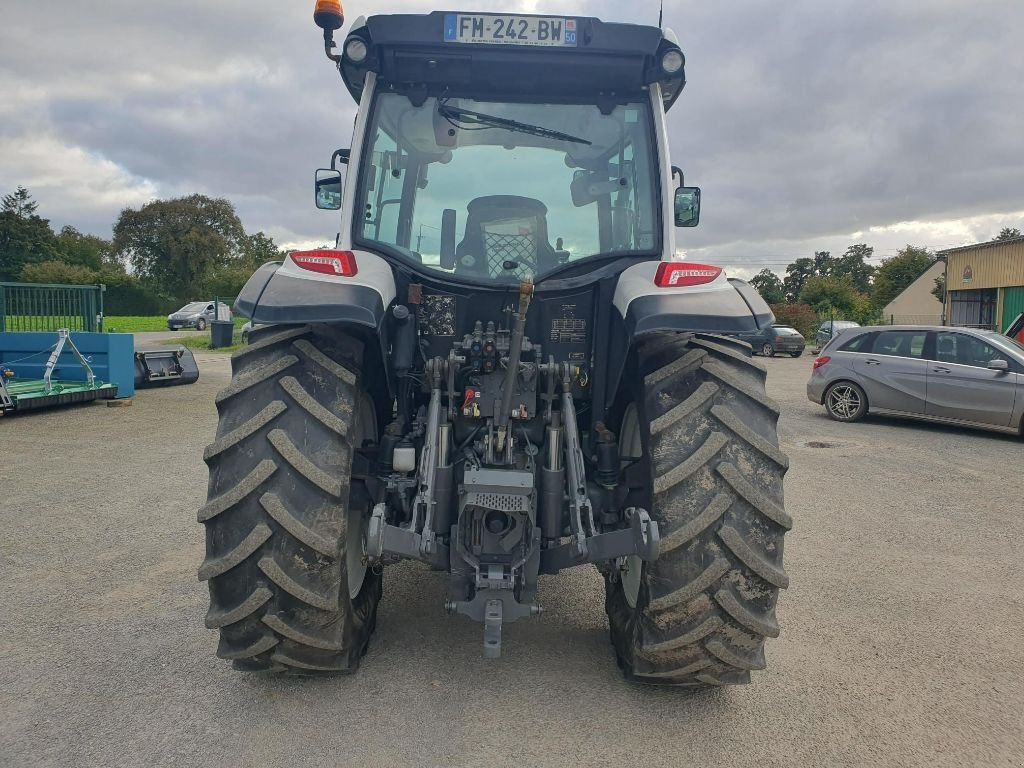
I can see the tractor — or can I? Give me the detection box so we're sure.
[199,2,791,687]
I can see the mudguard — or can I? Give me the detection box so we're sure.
[613,261,773,336]
[235,250,396,328]
[233,250,398,393]
[602,261,774,412]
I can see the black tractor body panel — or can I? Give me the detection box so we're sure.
[602,277,775,413]
[237,265,386,329]
[233,261,393,393]
[343,12,683,107]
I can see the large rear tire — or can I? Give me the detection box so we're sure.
[199,324,383,673]
[606,333,791,687]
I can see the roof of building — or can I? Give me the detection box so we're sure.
[937,235,1024,256]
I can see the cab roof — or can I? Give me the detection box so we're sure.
[339,11,686,110]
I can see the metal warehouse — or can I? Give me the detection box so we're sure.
[941,235,1024,332]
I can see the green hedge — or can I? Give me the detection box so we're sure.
[104,282,177,316]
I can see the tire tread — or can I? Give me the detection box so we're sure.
[605,333,790,687]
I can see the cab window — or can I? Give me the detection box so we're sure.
[870,330,927,359]
[934,333,1006,368]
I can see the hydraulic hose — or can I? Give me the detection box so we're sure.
[495,279,533,454]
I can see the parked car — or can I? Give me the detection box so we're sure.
[167,301,221,331]
[807,325,1024,435]
[240,321,257,344]
[735,324,806,357]
[815,319,860,350]
[1010,312,1024,344]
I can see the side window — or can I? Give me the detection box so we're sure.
[361,128,405,247]
[934,333,1005,368]
[870,330,927,359]
[839,332,874,353]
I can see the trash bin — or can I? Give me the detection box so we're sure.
[210,320,234,349]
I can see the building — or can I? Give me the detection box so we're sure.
[939,235,1024,332]
[881,260,945,325]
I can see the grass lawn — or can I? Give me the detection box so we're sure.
[104,316,173,333]
[158,334,246,354]
[104,316,248,333]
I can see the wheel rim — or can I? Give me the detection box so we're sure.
[762,344,773,356]
[619,403,643,608]
[827,385,861,419]
[346,392,376,599]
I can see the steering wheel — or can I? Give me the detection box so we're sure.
[495,254,537,278]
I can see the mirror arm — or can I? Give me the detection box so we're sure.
[671,166,684,187]
[331,149,351,170]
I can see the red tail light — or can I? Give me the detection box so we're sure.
[775,336,784,343]
[290,249,357,277]
[654,262,722,288]
[812,355,831,370]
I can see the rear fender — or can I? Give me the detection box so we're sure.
[604,262,774,409]
[234,250,397,394]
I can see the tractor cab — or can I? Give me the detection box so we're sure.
[313,9,697,285]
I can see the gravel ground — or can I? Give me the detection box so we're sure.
[2,346,1022,767]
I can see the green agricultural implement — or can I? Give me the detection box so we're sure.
[0,329,118,415]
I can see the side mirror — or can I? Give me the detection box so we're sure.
[674,186,701,227]
[988,359,1009,372]
[440,209,457,269]
[315,168,343,210]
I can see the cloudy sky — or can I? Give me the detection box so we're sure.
[2,0,1023,277]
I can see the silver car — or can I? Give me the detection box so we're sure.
[815,319,860,350]
[807,325,1024,435]
[167,301,217,331]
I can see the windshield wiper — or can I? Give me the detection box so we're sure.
[438,103,592,146]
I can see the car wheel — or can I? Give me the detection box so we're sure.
[196,318,207,331]
[761,343,775,357]
[824,381,868,422]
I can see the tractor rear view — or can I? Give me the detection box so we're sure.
[199,2,790,687]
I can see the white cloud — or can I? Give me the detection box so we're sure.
[0,0,1021,262]
[0,135,158,233]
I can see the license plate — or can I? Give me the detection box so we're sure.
[444,14,577,47]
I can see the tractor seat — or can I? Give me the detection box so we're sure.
[454,196,558,279]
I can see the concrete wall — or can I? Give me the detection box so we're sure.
[882,261,945,324]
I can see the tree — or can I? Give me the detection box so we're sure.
[769,303,818,339]
[2,186,39,218]
[243,231,286,268]
[782,251,838,302]
[783,257,817,302]
[56,226,117,271]
[931,274,945,303]
[994,227,1021,241]
[20,259,103,285]
[800,275,881,325]
[749,268,786,304]
[872,245,934,309]
[113,194,246,302]
[0,186,58,281]
[800,275,861,318]
[830,244,875,293]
